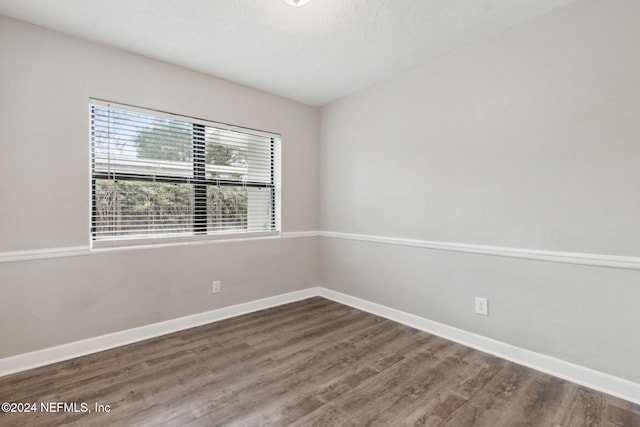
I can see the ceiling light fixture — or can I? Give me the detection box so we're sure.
[283,0,311,6]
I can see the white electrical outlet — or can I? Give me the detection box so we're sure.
[212,280,221,294]
[475,297,488,316]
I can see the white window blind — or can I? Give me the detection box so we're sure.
[90,100,280,246]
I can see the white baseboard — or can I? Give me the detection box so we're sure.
[0,287,320,378]
[1,286,638,405]
[317,287,640,405]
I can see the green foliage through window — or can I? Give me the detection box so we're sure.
[91,102,278,242]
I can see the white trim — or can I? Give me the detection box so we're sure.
[3,231,639,270]
[0,246,91,263]
[319,231,640,270]
[281,231,321,239]
[0,288,319,378]
[317,288,640,405]
[93,231,318,252]
[91,234,280,253]
[0,286,638,404]
[0,232,317,263]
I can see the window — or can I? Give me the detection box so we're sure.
[90,100,280,247]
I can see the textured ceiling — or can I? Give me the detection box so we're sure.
[0,0,578,106]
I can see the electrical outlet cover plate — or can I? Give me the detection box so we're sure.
[212,281,221,294]
[475,297,488,316]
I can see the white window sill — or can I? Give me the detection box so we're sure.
[90,231,281,252]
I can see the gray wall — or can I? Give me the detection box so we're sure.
[320,0,640,383]
[0,16,320,357]
[2,0,640,386]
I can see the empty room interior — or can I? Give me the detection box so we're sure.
[1,0,640,425]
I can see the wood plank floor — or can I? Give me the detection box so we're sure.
[0,297,639,426]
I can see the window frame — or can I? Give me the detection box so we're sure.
[89,99,281,249]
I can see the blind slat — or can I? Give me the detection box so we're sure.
[91,101,280,243]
